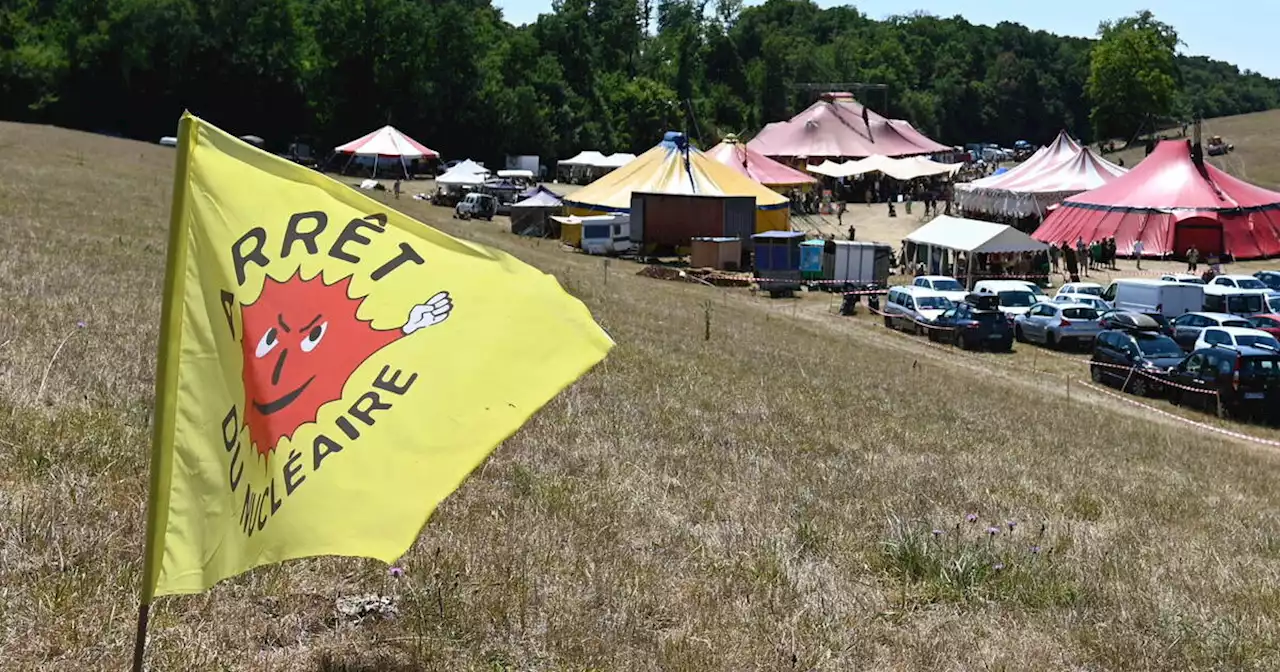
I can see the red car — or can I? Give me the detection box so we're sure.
[1246,314,1280,338]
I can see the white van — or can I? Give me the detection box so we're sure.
[884,286,955,334]
[1101,278,1203,317]
[973,280,1038,317]
[1202,284,1268,316]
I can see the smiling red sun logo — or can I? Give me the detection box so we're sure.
[239,272,454,458]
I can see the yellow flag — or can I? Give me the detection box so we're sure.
[140,114,613,600]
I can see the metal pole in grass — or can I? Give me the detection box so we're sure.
[705,300,712,341]
[1122,365,1137,396]
[603,258,609,287]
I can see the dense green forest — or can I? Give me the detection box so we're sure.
[2,0,1278,163]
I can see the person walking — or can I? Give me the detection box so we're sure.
[1133,239,1144,270]
[393,178,402,199]
[837,200,847,227]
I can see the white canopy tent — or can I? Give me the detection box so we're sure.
[904,215,1048,286]
[807,154,960,181]
[435,160,490,187]
[598,152,637,168]
[559,151,609,167]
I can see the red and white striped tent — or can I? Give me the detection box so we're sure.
[333,125,439,178]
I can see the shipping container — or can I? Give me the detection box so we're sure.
[629,192,756,249]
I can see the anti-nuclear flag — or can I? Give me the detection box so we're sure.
[140,114,613,600]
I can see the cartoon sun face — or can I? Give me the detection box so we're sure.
[240,273,404,458]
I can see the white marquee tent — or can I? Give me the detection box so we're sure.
[905,215,1049,283]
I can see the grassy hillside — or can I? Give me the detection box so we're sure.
[1104,109,1280,188]
[4,122,1280,670]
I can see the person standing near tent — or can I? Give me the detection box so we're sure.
[1063,241,1079,282]
[1187,245,1200,272]
[837,200,847,227]
[1133,239,1144,270]
[393,178,402,200]
[1049,243,1060,273]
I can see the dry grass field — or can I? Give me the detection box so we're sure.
[6,121,1280,671]
[1104,109,1280,188]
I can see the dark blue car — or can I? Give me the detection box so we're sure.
[928,302,1014,351]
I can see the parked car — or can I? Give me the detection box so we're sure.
[884,286,955,335]
[1209,274,1270,291]
[1054,282,1104,298]
[1167,344,1280,422]
[1091,328,1185,396]
[1015,302,1102,349]
[927,299,1014,351]
[973,280,1038,317]
[1170,312,1252,350]
[1252,271,1280,291]
[1053,293,1110,311]
[454,192,497,220]
[1210,274,1280,308]
[1017,281,1051,303]
[1097,309,1174,337]
[1246,314,1280,338]
[1192,326,1280,351]
[911,275,968,302]
[1160,273,1206,285]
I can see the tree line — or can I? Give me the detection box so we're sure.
[2,0,1277,165]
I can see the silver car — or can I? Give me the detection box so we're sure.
[1015,302,1103,348]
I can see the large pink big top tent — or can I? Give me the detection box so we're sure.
[334,125,439,178]
[956,131,1127,218]
[748,92,950,160]
[704,134,816,189]
[1033,140,1280,260]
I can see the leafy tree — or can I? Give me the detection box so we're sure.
[1086,10,1181,140]
[1,1,1276,164]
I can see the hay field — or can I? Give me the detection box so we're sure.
[1104,109,1280,188]
[4,122,1280,671]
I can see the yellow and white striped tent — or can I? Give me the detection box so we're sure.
[563,132,790,234]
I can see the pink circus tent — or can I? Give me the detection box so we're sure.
[747,93,950,160]
[956,131,1127,218]
[704,134,816,188]
[1033,140,1280,260]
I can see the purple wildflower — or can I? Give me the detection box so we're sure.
[1007,520,1017,531]
[992,563,1005,571]
[76,321,87,329]
[986,526,999,536]
[966,513,978,523]
[388,566,405,578]
[931,529,944,537]
[1030,546,1041,554]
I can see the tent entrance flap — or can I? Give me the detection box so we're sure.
[1174,216,1224,258]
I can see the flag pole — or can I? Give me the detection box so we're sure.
[133,112,199,672]
[130,605,151,672]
